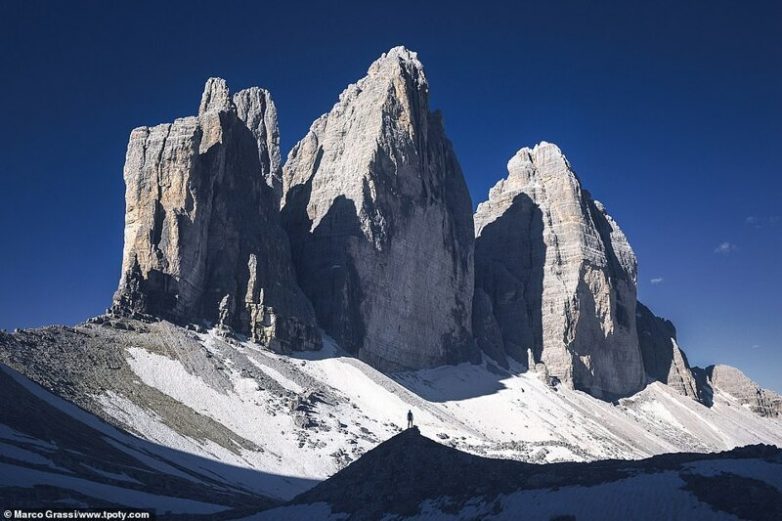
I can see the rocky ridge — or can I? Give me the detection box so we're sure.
[113,78,320,352]
[281,46,476,371]
[700,364,782,418]
[262,428,782,521]
[2,317,780,494]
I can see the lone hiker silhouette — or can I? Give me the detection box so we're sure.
[407,409,414,429]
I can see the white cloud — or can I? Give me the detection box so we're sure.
[745,215,780,228]
[714,242,737,255]
[650,277,664,285]
[751,344,761,350]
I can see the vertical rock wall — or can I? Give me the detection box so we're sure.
[473,142,645,398]
[282,47,477,370]
[113,78,320,351]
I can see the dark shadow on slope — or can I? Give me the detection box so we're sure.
[682,471,782,521]
[0,364,318,519]
[292,427,782,521]
[389,361,511,403]
[473,193,545,370]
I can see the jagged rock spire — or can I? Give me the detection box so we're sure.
[199,77,233,115]
[233,86,283,203]
[113,78,320,351]
[282,47,477,370]
[473,142,645,399]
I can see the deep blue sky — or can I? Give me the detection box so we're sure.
[1,1,780,392]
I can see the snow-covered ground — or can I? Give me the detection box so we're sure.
[236,426,782,521]
[92,325,782,500]
[2,319,781,516]
[242,469,745,521]
[0,364,281,515]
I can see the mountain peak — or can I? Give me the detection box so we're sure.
[199,77,233,115]
[366,45,427,89]
[534,140,565,157]
[385,45,418,59]
[507,141,567,173]
[281,46,475,371]
[706,364,781,417]
[474,142,644,398]
[376,45,422,68]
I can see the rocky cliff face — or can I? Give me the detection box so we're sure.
[635,302,698,398]
[113,78,320,351]
[473,142,644,398]
[282,47,477,371]
[233,87,283,204]
[702,365,781,418]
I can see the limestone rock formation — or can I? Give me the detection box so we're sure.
[233,87,283,203]
[113,78,320,351]
[473,142,644,398]
[704,364,781,418]
[282,46,477,370]
[635,302,698,398]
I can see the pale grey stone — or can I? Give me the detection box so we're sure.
[706,364,781,418]
[233,87,283,204]
[113,78,320,352]
[472,142,644,399]
[282,47,477,371]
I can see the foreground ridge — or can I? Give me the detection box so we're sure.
[258,427,782,520]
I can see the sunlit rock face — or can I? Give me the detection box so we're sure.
[703,364,782,418]
[113,78,320,351]
[473,142,645,399]
[635,301,699,399]
[282,47,477,371]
